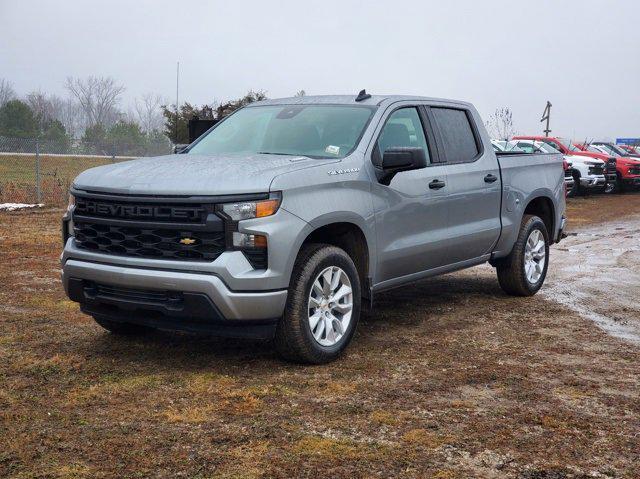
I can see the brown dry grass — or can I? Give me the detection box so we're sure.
[0,195,639,478]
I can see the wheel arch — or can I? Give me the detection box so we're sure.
[293,216,373,300]
[523,195,555,242]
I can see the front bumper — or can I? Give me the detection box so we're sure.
[623,176,640,187]
[580,175,606,188]
[62,258,287,338]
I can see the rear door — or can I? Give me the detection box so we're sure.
[427,106,502,263]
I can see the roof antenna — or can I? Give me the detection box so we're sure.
[355,89,371,102]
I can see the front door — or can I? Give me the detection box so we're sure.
[371,106,450,284]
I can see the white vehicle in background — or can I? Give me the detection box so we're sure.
[491,140,524,152]
[513,139,605,196]
[492,140,575,196]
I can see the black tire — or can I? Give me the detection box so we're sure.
[93,316,153,336]
[275,243,361,364]
[605,173,623,194]
[496,215,550,297]
[567,171,580,197]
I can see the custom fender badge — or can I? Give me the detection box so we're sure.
[327,168,360,176]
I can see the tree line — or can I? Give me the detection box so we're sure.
[0,77,284,155]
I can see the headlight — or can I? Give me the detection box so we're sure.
[221,195,281,221]
[67,193,76,211]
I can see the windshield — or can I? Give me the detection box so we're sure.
[595,144,622,157]
[187,105,376,159]
[604,144,628,156]
[556,138,580,152]
[536,141,560,154]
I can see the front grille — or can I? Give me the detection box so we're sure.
[72,195,226,262]
[588,165,604,175]
[71,193,269,268]
[606,159,617,174]
[73,221,226,261]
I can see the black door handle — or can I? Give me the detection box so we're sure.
[429,179,446,190]
[484,173,498,183]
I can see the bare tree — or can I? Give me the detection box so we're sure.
[26,90,55,129]
[0,78,16,107]
[133,93,165,133]
[485,107,516,141]
[294,89,306,97]
[65,76,125,128]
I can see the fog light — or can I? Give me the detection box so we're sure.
[232,232,267,248]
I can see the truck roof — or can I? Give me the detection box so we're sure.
[252,94,471,108]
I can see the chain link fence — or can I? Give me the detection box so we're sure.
[0,135,173,207]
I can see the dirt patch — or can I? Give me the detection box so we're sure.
[0,196,639,478]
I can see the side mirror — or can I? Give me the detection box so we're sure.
[377,147,427,185]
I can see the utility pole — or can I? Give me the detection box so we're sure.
[540,101,552,137]
[175,61,180,144]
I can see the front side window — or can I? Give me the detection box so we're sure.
[431,108,479,163]
[377,107,430,160]
[188,105,375,159]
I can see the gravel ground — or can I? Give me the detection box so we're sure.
[1,193,639,478]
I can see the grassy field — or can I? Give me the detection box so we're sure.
[1,195,639,478]
[0,154,131,205]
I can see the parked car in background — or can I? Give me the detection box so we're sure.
[593,141,640,159]
[575,142,640,192]
[619,144,640,156]
[513,139,605,196]
[513,136,617,192]
[61,94,567,363]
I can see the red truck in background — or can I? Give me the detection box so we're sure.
[513,136,618,192]
[618,144,640,157]
[574,142,640,192]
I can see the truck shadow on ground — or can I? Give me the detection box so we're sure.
[78,270,506,373]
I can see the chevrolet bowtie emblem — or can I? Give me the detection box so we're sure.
[179,237,196,245]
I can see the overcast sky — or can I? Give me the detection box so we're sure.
[2,0,639,140]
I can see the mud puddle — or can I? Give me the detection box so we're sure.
[543,214,640,344]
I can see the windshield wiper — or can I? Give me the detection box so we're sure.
[257,151,301,156]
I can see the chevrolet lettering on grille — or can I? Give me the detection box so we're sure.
[76,199,205,221]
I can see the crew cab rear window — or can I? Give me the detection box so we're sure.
[431,108,479,163]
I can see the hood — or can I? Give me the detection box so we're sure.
[73,153,339,196]
[565,154,603,165]
[618,156,640,166]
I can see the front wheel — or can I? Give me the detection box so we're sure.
[605,173,623,194]
[496,215,549,296]
[275,244,361,364]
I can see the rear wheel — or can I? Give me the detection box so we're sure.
[496,215,549,296]
[275,244,361,364]
[93,316,153,335]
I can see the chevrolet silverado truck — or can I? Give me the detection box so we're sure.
[61,93,566,363]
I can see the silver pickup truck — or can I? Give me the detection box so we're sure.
[61,92,566,363]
